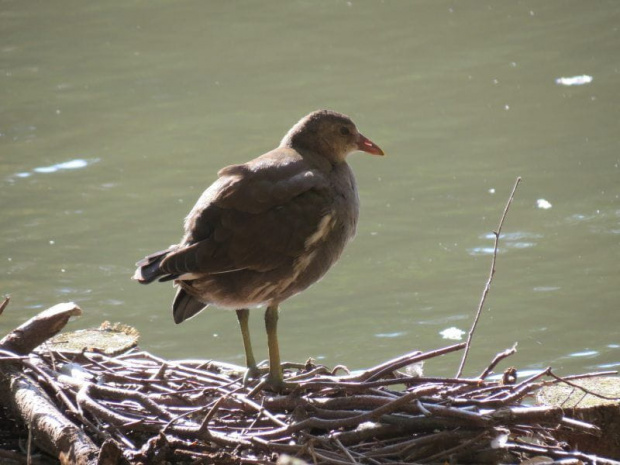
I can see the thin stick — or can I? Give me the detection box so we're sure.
[358,343,465,382]
[546,368,620,401]
[456,177,521,378]
[332,437,357,464]
[26,423,32,465]
[477,343,518,380]
[0,295,9,316]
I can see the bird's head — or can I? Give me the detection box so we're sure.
[281,110,384,164]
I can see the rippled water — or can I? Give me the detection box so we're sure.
[2,1,619,379]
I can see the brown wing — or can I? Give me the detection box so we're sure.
[159,154,331,277]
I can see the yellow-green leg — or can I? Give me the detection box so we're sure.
[264,304,284,390]
[235,309,259,380]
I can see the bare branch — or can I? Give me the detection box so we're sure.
[456,177,522,377]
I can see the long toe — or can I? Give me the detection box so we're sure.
[264,365,285,392]
[242,365,266,386]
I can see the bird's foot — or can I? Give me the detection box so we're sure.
[263,373,287,393]
[241,363,269,386]
[242,367,292,394]
[262,364,287,393]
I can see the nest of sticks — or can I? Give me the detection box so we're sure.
[0,300,618,465]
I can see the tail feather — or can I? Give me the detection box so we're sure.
[173,287,208,324]
[133,247,177,284]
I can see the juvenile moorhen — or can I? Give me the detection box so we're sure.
[133,110,384,389]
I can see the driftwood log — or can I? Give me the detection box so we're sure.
[0,298,619,464]
[0,300,118,464]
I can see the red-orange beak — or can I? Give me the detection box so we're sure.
[357,132,385,156]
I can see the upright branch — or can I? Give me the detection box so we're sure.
[456,177,522,378]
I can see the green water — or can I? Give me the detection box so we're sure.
[2,1,619,379]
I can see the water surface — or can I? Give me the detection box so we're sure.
[2,1,619,379]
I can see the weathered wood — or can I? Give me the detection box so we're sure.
[0,302,82,355]
[8,373,99,464]
[0,302,100,464]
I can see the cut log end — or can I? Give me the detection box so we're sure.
[0,302,82,356]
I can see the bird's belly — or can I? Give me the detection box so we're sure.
[184,228,351,309]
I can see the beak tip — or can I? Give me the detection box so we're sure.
[357,133,384,157]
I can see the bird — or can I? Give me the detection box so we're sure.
[133,109,384,389]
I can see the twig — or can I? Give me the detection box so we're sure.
[416,430,490,462]
[331,437,357,464]
[365,430,457,458]
[198,395,228,436]
[0,295,9,316]
[546,368,620,401]
[456,177,522,377]
[357,343,465,382]
[26,423,32,465]
[22,360,94,431]
[503,441,619,464]
[477,343,517,379]
[231,393,287,427]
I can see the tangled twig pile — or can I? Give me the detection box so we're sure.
[0,302,617,465]
[57,347,620,464]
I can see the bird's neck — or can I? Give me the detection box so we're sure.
[278,141,341,173]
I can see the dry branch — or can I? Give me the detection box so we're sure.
[0,302,101,464]
[456,176,522,377]
[0,302,82,355]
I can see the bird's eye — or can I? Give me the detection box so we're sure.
[340,126,350,136]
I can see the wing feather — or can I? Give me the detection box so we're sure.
[159,152,332,277]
